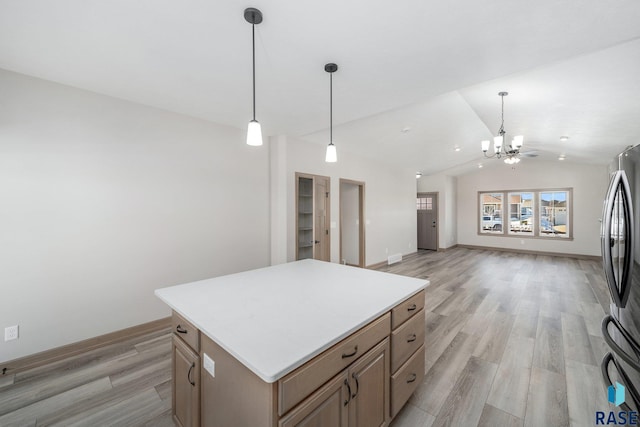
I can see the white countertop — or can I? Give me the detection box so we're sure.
[155,259,428,383]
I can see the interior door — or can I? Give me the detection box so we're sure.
[417,193,437,251]
[314,177,330,261]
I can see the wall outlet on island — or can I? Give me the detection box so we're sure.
[203,353,215,378]
[4,325,19,342]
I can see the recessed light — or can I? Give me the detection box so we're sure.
[401,127,411,134]
[455,147,461,152]
[478,164,483,168]
[416,172,422,178]
[560,136,569,142]
[558,155,566,161]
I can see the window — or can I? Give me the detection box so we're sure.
[539,191,570,238]
[508,192,534,236]
[479,193,503,234]
[478,189,572,239]
[417,196,433,211]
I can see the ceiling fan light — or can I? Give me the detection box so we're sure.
[325,143,337,163]
[246,120,263,146]
[481,140,490,152]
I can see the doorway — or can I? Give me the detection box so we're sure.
[417,192,438,251]
[296,173,331,261]
[340,179,365,267]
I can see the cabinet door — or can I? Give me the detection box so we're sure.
[279,371,349,427]
[172,336,200,427]
[348,338,390,427]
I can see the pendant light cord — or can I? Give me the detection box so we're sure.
[252,23,256,121]
[330,72,333,144]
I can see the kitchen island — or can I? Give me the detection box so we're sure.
[155,259,428,427]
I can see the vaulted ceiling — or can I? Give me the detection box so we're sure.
[1,0,640,175]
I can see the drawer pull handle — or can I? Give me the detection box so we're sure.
[407,334,417,343]
[188,362,196,386]
[352,373,359,398]
[407,373,417,383]
[342,345,358,359]
[344,379,351,406]
[176,325,188,334]
[407,304,417,312]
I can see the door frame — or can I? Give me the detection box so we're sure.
[295,172,331,261]
[340,179,366,267]
[417,191,439,251]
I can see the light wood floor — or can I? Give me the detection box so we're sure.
[382,248,610,427]
[0,248,611,426]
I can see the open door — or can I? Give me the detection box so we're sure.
[340,179,365,267]
[296,173,331,261]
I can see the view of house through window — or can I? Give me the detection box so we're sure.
[479,189,571,238]
[508,192,534,236]
[480,193,503,234]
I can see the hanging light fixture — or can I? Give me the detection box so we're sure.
[244,8,263,146]
[481,92,524,164]
[325,63,338,163]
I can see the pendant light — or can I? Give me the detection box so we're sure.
[481,92,524,164]
[244,8,263,146]
[325,63,338,163]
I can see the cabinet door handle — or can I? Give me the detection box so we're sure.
[352,373,359,399]
[407,334,417,343]
[176,325,188,334]
[407,304,417,312]
[188,362,196,386]
[407,373,417,383]
[344,378,351,406]
[342,345,358,359]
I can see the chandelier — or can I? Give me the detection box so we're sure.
[481,92,523,165]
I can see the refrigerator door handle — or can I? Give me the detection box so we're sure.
[601,170,634,308]
[602,314,640,372]
[601,352,640,412]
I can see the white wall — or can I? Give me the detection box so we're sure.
[417,174,457,249]
[456,161,608,256]
[340,182,360,265]
[0,69,270,362]
[270,136,417,266]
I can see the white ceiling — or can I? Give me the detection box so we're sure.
[1,0,640,175]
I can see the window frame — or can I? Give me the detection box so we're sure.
[477,188,573,240]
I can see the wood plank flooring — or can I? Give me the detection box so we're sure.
[386,248,610,427]
[0,248,611,426]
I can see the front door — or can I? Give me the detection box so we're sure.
[417,192,437,251]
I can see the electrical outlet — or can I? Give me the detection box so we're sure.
[203,353,215,378]
[4,325,18,342]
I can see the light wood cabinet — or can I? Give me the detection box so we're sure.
[171,292,425,427]
[347,338,390,427]
[389,289,426,419]
[279,371,349,427]
[172,335,200,427]
[279,338,390,427]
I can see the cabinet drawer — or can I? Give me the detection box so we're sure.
[391,345,425,418]
[278,313,391,416]
[172,311,200,352]
[391,290,425,330]
[391,309,425,373]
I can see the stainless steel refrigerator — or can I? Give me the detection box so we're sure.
[601,144,640,411]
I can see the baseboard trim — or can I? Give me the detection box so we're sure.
[1,316,171,376]
[438,244,459,252]
[456,244,602,262]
